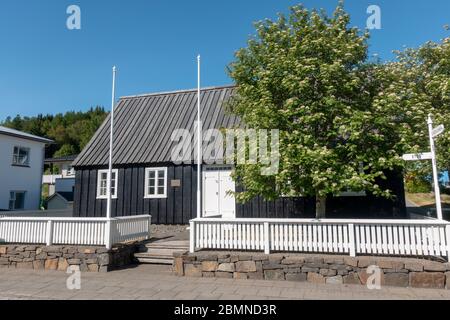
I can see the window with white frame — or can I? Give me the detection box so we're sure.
[97,169,118,199]
[145,167,167,198]
[9,191,26,210]
[12,146,30,166]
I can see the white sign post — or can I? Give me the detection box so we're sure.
[403,115,444,220]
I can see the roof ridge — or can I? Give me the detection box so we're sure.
[120,84,236,99]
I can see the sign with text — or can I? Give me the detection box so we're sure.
[432,124,445,138]
[402,152,432,161]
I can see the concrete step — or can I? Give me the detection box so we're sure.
[134,242,188,265]
[134,251,186,265]
[137,248,187,256]
[144,240,189,250]
[134,256,174,265]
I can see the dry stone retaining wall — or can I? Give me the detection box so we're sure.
[174,252,450,289]
[0,242,139,272]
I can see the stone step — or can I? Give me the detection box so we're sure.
[136,248,187,256]
[144,241,189,250]
[134,256,174,265]
[134,246,188,265]
[134,252,174,259]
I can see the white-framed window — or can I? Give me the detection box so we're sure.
[144,167,167,198]
[9,191,26,210]
[12,146,30,166]
[97,169,118,199]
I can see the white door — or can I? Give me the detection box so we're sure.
[203,171,220,217]
[219,170,236,219]
[203,168,236,218]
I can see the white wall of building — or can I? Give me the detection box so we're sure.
[0,135,45,210]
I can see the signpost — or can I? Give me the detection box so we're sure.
[402,152,432,161]
[403,115,444,220]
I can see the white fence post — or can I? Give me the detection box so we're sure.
[189,221,195,253]
[46,220,53,246]
[105,219,112,249]
[147,216,152,240]
[264,222,270,254]
[446,225,450,262]
[348,223,356,257]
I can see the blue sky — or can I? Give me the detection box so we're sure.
[0,0,449,121]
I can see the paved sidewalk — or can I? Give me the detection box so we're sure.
[0,264,449,300]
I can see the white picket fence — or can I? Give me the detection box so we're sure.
[0,215,151,248]
[189,218,450,260]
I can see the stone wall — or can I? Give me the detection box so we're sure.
[174,252,450,289]
[0,242,140,272]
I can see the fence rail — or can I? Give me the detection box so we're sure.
[190,218,450,260]
[0,215,151,248]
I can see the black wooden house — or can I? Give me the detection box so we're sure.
[72,85,406,224]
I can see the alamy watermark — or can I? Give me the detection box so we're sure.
[366,265,382,290]
[66,265,81,290]
[366,5,381,30]
[66,5,81,30]
[171,122,280,175]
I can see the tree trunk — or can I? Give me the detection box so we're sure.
[315,195,326,219]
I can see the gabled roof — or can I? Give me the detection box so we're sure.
[0,126,53,144]
[47,192,74,203]
[73,85,241,167]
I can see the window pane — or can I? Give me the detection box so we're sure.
[157,170,165,179]
[149,171,155,179]
[149,178,155,187]
[14,192,25,209]
[18,148,29,165]
[158,178,165,187]
[149,187,155,195]
[157,187,164,195]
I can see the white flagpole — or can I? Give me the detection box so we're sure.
[105,66,116,249]
[427,114,443,220]
[196,55,202,219]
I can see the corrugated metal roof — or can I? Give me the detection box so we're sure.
[0,126,54,144]
[73,85,242,167]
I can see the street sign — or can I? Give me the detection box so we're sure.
[432,124,445,138]
[402,152,432,161]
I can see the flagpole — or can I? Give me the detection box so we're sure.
[105,66,116,249]
[428,114,443,220]
[196,55,201,219]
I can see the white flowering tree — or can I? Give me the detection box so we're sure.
[228,3,403,218]
[375,36,450,190]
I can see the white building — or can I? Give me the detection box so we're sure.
[43,155,77,197]
[0,126,53,211]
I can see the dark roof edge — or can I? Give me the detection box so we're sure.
[45,155,78,163]
[120,84,236,99]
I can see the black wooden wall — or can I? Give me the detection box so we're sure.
[73,164,198,224]
[73,165,406,223]
[237,170,407,219]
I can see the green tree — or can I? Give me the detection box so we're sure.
[228,3,402,218]
[1,106,107,159]
[375,35,450,190]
